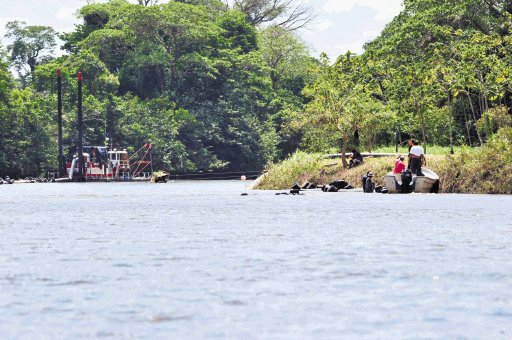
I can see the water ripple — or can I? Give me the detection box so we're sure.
[1,181,512,338]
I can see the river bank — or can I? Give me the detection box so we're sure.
[254,128,512,194]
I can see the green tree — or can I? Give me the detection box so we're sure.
[2,88,57,177]
[259,25,310,91]
[4,21,56,81]
[0,45,13,173]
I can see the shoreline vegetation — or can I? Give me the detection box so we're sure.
[2,1,512,180]
[254,128,512,194]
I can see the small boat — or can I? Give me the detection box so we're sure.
[383,167,439,193]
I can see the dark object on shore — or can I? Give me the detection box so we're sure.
[152,172,170,183]
[275,190,304,195]
[344,184,354,190]
[322,184,338,192]
[302,182,318,189]
[241,193,248,196]
[381,187,389,194]
[3,176,14,184]
[375,185,383,193]
[291,182,301,190]
[329,180,348,190]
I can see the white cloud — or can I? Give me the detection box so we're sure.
[334,40,367,55]
[56,7,79,21]
[315,19,334,32]
[361,30,381,39]
[323,0,403,21]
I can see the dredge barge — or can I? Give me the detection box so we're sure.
[62,143,153,182]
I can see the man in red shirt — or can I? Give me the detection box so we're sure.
[393,155,406,181]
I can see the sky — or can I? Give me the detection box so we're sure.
[0,0,404,59]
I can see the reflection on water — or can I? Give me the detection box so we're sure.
[1,181,512,338]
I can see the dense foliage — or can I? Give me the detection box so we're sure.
[2,0,512,178]
[293,0,512,162]
[0,0,310,177]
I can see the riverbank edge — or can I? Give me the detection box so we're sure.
[253,133,512,194]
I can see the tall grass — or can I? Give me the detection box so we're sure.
[257,152,326,190]
[439,128,512,194]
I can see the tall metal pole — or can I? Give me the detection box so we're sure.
[57,69,65,177]
[77,71,85,180]
[106,95,113,150]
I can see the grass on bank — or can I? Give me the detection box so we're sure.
[256,128,512,194]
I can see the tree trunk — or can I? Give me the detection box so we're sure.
[466,92,484,145]
[477,72,492,138]
[463,103,472,147]
[448,91,454,154]
[418,105,427,154]
[340,137,349,169]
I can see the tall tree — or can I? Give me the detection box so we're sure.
[259,25,310,91]
[0,44,13,173]
[4,21,56,81]
[0,44,12,104]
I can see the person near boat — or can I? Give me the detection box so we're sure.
[393,155,406,181]
[363,172,375,193]
[408,140,425,176]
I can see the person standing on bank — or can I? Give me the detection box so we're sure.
[364,172,375,193]
[408,140,425,176]
[406,139,414,169]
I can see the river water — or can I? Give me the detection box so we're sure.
[1,181,511,339]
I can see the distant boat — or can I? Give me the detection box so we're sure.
[63,143,154,182]
[383,168,439,193]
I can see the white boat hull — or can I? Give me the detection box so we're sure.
[383,167,439,193]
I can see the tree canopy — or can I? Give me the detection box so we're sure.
[291,0,512,163]
[2,0,512,178]
[5,21,57,82]
[1,0,312,177]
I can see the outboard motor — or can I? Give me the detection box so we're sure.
[401,170,413,193]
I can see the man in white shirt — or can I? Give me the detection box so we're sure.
[408,140,425,176]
